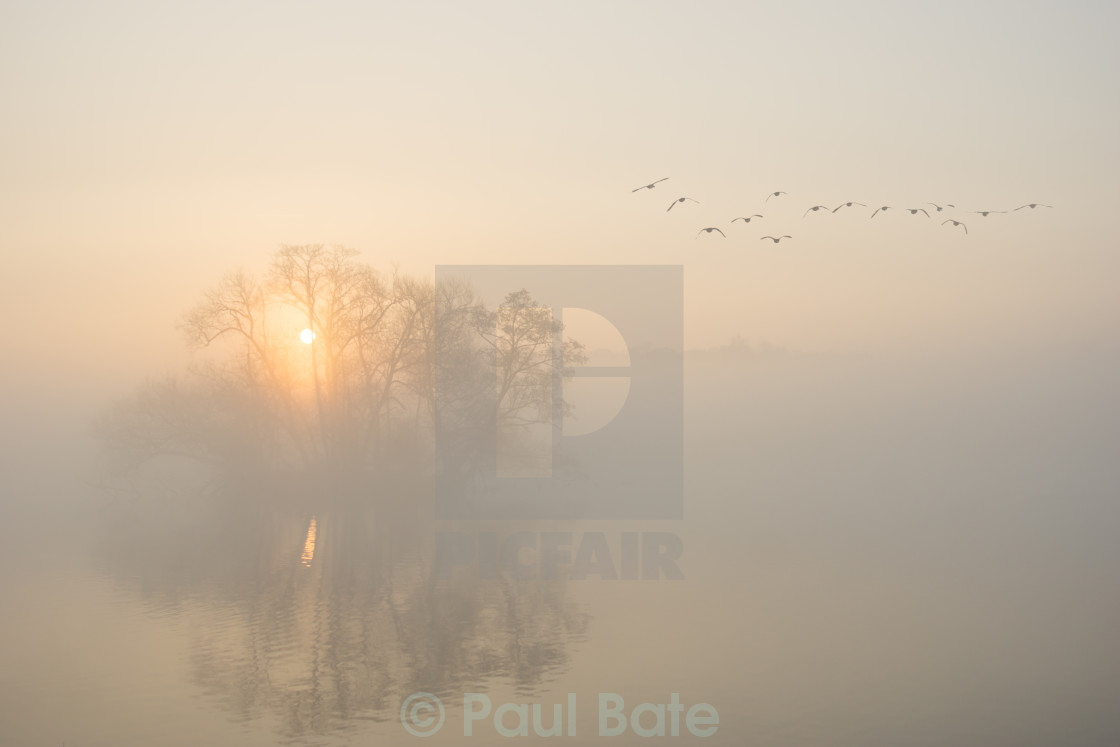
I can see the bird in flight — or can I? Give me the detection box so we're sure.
[632,178,669,192]
[941,219,968,234]
[870,206,892,219]
[1014,203,1052,210]
[667,197,700,212]
[832,201,866,212]
[760,235,792,243]
[905,208,931,218]
[732,215,763,223]
[970,210,1005,217]
[765,191,787,201]
[803,205,830,217]
[926,203,955,212]
[697,227,726,238]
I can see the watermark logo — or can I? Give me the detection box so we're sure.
[434,265,684,520]
[434,531,684,580]
[399,692,718,738]
[400,692,446,737]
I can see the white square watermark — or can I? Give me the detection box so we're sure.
[433,265,683,519]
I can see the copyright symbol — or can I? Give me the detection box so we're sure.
[400,692,445,737]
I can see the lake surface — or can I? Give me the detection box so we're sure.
[2,350,1119,746]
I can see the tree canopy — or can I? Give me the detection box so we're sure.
[98,245,586,487]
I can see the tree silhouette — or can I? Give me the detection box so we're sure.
[97,245,585,493]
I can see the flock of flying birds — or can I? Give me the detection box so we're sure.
[632,178,1052,242]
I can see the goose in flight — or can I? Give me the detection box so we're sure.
[905,208,931,218]
[1014,203,1052,210]
[941,219,968,234]
[870,206,892,219]
[926,202,955,212]
[760,235,792,243]
[765,191,787,201]
[697,227,726,238]
[732,215,763,223]
[803,205,830,217]
[667,197,700,212]
[632,178,669,192]
[832,201,866,212]
[970,210,1005,217]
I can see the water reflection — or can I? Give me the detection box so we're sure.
[97,486,590,742]
[300,516,317,567]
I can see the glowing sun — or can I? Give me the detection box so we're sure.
[300,328,316,344]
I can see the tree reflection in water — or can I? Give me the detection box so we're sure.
[97,484,590,741]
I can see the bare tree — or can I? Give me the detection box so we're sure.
[480,289,587,435]
[98,247,586,493]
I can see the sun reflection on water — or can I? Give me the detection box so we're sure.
[300,517,317,567]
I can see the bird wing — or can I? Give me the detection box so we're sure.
[1014,205,1028,210]
[715,228,726,237]
[871,207,884,218]
[633,177,668,192]
[760,236,774,241]
[667,201,676,212]
[919,209,929,217]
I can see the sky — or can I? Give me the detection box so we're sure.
[1,0,1118,397]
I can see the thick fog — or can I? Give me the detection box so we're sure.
[2,1,1119,745]
[2,311,1118,744]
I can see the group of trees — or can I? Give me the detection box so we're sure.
[98,245,585,483]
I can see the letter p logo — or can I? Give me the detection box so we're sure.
[434,265,683,520]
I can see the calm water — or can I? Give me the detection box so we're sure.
[2,351,1119,746]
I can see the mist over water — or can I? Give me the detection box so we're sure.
[2,336,1118,746]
